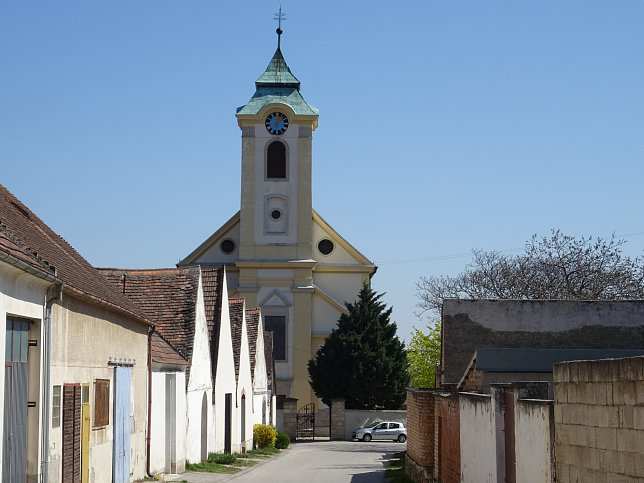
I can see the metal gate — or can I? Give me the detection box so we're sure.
[296,403,315,440]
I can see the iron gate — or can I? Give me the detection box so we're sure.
[296,403,315,440]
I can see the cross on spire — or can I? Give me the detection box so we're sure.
[274,5,286,49]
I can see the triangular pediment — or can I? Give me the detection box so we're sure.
[260,290,291,308]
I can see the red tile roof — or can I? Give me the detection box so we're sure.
[264,331,275,392]
[0,184,151,326]
[151,332,189,366]
[99,267,199,364]
[229,298,245,380]
[245,308,260,381]
[201,267,223,380]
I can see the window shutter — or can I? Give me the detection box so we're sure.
[93,379,110,427]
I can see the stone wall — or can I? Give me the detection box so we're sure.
[553,356,644,481]
[279,398,298,440]
[330,398,345,440]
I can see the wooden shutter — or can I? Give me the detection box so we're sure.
[93,379,110,427]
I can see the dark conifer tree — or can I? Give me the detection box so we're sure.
[308,285,409,409]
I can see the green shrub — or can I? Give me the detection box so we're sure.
[274,430,290,449]
[207,452,237,464]
[253,424,276,448]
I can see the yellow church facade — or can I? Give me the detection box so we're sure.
[180,36,376,407]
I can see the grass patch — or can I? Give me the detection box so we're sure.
[232,459,259,467]
[385,451,413,482]
[233,446,280,458]
[185,460,241,474]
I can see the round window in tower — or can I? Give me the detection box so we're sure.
[220,239,236,254]
[271,209,282,220]
[317,239,334,256]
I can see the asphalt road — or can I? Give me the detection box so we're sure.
[166,439,405,482]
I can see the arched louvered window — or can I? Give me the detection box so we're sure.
[266,141,286,179]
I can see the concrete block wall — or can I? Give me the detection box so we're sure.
[406,389,435,483]
[553,356,644,481]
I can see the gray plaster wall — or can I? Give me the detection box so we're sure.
[442,300,644,385]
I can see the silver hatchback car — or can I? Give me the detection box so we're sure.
[352,421,407,443]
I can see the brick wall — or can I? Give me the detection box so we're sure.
[406,389,435,472]
[553,356,644,481]
[460,368,483,392]
[434,392,460,483]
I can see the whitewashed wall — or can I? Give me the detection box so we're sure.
[514,398,554,483]
[459,392,499,483]
[213,273,238,454]
[149,370,187,475]
[235,307,254,452]
[251,314,269,426]
[185,274,214,463]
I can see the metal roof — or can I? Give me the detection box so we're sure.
[237,48,318,116]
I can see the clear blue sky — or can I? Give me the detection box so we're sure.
[2,2,643,343]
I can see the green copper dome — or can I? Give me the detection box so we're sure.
[237,48,318,116]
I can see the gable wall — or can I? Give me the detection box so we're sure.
[213,275,238,454]
[313,272,364,310]
[185,274,214,462]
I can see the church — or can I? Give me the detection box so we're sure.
[179,26,376,407]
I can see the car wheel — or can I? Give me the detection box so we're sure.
[363,433,372,442]
[397,434,406,443]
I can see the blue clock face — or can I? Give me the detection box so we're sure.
[265,112,289,135]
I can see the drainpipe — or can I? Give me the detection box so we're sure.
[42,283,63,483]
[146,327,154,478]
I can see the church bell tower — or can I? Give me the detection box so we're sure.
[235,27,319,261]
